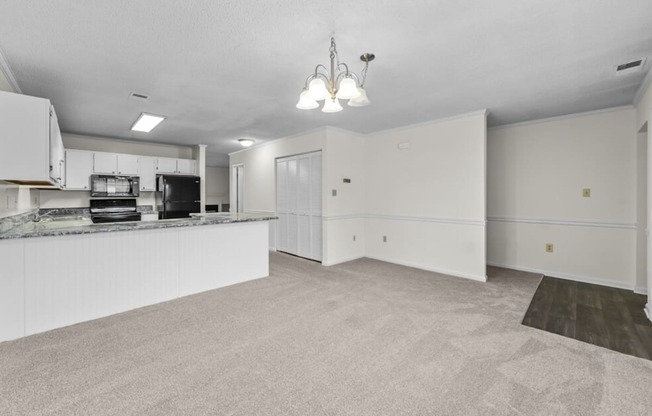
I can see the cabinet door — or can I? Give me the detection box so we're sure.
[64,150,94,190]
[116,154,140,175]
[156,157,178,174]
[177,159,196,175]
[139,156,157,191]
[93,152,117,174]
[48,106,65,187]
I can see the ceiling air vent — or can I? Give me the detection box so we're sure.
[615,58,646,76]
[128,92,149,101]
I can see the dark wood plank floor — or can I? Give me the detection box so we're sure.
[522,276,652,360]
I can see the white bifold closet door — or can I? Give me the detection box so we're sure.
[276,151,322,261]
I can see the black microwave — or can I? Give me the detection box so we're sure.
[90,174,140,197]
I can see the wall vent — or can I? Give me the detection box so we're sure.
[128,92,149,101]
[615,58,646,76]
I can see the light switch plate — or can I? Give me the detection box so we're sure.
[332,189,337,197]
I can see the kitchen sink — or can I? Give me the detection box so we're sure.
[35,216,93,229]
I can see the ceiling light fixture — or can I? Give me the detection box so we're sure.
[130,113,165,133]
[238,138,256,147]
[296,37,374,113]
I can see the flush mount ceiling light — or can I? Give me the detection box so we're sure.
[130,113,165,133]
[238,138,256,147]
[296,37,374,113]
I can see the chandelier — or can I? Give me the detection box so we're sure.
[296,37,375,113]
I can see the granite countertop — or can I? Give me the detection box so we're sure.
[0,211,277,240]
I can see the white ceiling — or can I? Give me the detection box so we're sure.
[1,0,651,166]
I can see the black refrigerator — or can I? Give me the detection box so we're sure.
[156,175,201,219]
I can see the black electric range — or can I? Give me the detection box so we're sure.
[90,199,142,224]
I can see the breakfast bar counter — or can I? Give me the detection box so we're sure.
[0,212,276,343]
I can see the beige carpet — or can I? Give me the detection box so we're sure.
[1,252,651,415]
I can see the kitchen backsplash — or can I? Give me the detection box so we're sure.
[0,181,39,218]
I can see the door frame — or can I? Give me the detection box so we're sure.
[231,163,244,213]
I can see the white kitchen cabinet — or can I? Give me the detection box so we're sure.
[0,90,64,187]
[64,149,94,190]
[93,152,140,175]
[93,152,117,174]
[116,154,140,175]
[157,157,196,175]
[49,107,65,187]
[177,159,197,175]
[139,156,157,191]
[156,157,178,174]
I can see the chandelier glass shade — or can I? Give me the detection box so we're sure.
[296,37,374,113]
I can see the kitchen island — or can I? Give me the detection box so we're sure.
[0,212,276,343]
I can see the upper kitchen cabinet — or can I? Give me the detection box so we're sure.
[156,157,197,175]
[64,149,93,190]
[93,152,140,175]
[0,91,65,187]
[139,156,156,191]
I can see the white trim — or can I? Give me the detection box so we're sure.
[487,216,636,230]
[228,110,489,157]
[323,213,485,226]
[229,126,328,156]
[487,261,634,291]
[634,63,652,106]
[322,214,365,221]
[244,209,276,214]
[322,255,365,266]
[370,109,489,137]
[634,285,648,295]
[644,303,651,323]
[367,255,487,282]
[365,213,485,226]
[489,105,635,131]
[0,46,22,94]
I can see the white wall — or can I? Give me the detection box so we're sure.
[0,181,39,218]
[230,112,487,281]
[229,127,368,264]
[205,166,230,207]
[323,128,367,264]
[364,112,488,281]
[487,107,638,289]
[635,76,652,318]
[39,133,196,209]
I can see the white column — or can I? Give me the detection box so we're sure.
[194,145,207,213]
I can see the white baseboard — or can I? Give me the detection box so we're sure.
[634,285,648,295]
[644,303,651,323]
[366,255,487,282]
[487,262,634,291]
[322,255,365,266]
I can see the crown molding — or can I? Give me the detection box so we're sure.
[488,105,635,131]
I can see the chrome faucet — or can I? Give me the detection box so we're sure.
[33,209,58,222]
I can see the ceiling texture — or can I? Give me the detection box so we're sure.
[1,0,651,166]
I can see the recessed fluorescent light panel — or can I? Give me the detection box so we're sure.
[131,113,165,133]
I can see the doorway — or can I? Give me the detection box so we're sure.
[231,164,244,213]
[276,151,322,262]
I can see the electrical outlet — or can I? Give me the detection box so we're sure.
[332,189,337,197]
[583,188,591,197]
[383,236,387,243]
[545,243,554,253]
